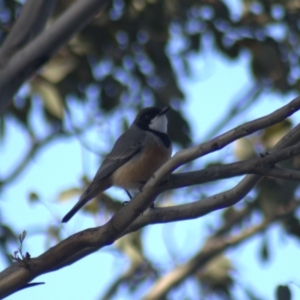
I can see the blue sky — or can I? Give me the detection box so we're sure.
[1,13,300,300]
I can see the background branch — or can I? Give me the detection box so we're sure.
[0,0,110,114]
[0,122,94,187]
[204,83,263,140]
[143,202,299,299]
[0,0,56,67]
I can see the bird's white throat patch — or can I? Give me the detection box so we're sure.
[149,114,168,133]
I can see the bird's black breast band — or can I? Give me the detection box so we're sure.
[148,129,171,148]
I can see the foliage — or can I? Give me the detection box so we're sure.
[0,0,300,299]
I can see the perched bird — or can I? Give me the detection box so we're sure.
[62,107,172,222]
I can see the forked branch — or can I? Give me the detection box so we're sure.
[0,96,300,298]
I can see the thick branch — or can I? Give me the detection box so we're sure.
[124,124,300,233]
[1,97,300,297]
[0,0,110,115]
[48,104,300,266]
[0,0,56,67]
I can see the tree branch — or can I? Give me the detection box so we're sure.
[0,0,56,67]
[163,142,300,191]
[143,202,299,300]
[124,124,300,233]
[0,0,110,115]
[143,96,300,193]
[50,105,300,267]
[1,97,300,297]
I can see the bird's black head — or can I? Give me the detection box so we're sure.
[133,107,170,133]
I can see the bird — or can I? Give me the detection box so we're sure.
[62,106,172,223]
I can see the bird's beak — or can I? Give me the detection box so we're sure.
[159,106,170,115]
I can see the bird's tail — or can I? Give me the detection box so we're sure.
[61,190,93,223]
[61,180,110,223]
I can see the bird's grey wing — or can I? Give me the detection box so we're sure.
[93,127,145,181]
[61,128,145,223]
